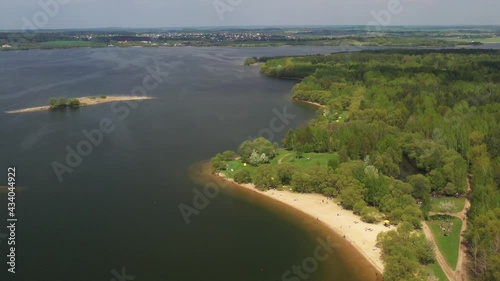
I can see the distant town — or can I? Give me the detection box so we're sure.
[1,26,499,50]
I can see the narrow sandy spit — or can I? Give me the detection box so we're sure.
[5,96,155,114]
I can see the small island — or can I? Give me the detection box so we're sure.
[5,95,155,114]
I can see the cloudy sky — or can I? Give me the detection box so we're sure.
[0,0,499,30]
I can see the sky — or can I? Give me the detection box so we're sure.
[0,0,499,30]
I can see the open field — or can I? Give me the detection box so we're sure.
[428,216,462,269]
[38,41,97,47]
[479,36,500,43]
[428,262,449,281]
[430,197,466,213]
[221,149,337,180]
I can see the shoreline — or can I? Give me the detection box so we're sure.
[5,96,155,114]
[192,162,386,276]
[293,98,325,107]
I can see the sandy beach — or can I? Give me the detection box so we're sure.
[5,96,155,114]
[294,98,326,108]
[217,173,387,274]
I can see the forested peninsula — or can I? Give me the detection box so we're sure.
[211,49,500,281]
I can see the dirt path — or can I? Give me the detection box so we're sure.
[277,153,292,165]
[425,175,471,281]
[423,222,457,281]
[455,176,472,280]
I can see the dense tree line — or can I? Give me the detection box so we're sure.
[213,50,500,280]
[260,50,500,280]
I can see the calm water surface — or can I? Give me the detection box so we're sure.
[2,45,481,280]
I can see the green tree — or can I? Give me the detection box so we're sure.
[221,150,237,160]
[339,180,365,210]
[254,164,279,190]
[210,154,225,172]
[361,206,381,223]
[48,96,68,109]
[234,168,252,184]
[239,137,276,162]
[277,163,295,185]
[327,155,341,170]
[68,98,81,108]
[407,174,431,201]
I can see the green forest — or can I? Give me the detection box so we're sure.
[212,49,500,280]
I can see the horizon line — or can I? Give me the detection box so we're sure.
[1,24,499,32]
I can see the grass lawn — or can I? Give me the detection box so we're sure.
[221,149,337,181]
[478,36,500,43]
[428,216,462,269]
[38,41,98,48]
[279,151,334,168]
[428,262,448,281]
[430,197,465,213]
[418,234,448,281]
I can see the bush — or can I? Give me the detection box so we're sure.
[48,97,58,108]
[48,97,68,109]
[254,164,279,190]
[328,155,341,170]
[361,206,381,223]
[210,154,225,172]
[244,57,257,65]
[249,150,269,166]
[277,163,295,185]
[238,137,276,162]
[100,95,107,99]
[68,98,81,107]
[353,200,367,215]
[221,150,237,161]
[234,169,252,183]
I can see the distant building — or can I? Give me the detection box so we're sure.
[2,44,12,48]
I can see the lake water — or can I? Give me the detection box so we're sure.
[3,44,497,281]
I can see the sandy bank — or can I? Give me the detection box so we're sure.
[191,162,387,275]
[5,96,155,114]
[220,175,387,273]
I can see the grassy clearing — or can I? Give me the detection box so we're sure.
[430,197,465,213]
[428,216,462,269]
[38,41,97,48]
[221,149,336,180]
[419,233,448,281]
[428,262,448,281]
[479,36,500,43]
[279,151,333,168]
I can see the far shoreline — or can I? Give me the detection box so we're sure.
[5,96,155,114]
[190,161,385,280]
